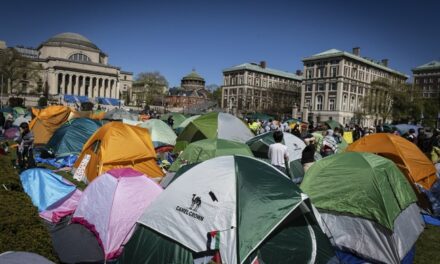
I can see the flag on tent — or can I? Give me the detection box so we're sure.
[207,231,221,251]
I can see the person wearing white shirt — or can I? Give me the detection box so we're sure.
[268,131,289,174]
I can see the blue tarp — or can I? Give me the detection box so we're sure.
[35,154,78,169]
[336,246,415,264]
[96,97,120,106]
[20,168,76,212]
[64,95,90,104]
[423,214,440,226]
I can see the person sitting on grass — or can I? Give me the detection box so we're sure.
[268,131,289,175]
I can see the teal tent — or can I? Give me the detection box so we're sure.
[46,118,101,157]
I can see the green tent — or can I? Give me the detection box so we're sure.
[46,118,101,157]
[160,113,187,129]
[175,115,200,135]
[119,155,336,264]
[175,112,254,152]
[324,119,343,130]
[138,119,177,149]
[301,152,423,263]
[169,138,253,172]
[13,106,27,117]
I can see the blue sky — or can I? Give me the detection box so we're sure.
[1,0,439,86]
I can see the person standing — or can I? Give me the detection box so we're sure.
[15,122,35,170]
[301,136,316,173]
[268,131,289,174]
[321,129,338,157]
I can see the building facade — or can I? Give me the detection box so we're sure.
[300,48,408,126]
[221,61,302,115]
[165,70,210,109]
[412,60,440,99]
[1,32,132,105]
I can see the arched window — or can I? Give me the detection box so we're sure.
[69,53,91,62]
[315,95,323,110]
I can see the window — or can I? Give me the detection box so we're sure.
[343,83,349,91]
[343,95,347,111]
[330,82,337,91]
[350,96,355,111]
[307,69,313,79]
[316,95,323,110]
[306,84,312,91]
[305,99,311,109]
[331,67,338,77]
[318,83,325,91]
[329,98,335,110]
[69,53,91,62]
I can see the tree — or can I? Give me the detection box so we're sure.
[134,71,168,106]
[0,48,43,95]
[362,79,422,124]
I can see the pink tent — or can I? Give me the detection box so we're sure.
[40,189,82,223]
[71,168,163,260]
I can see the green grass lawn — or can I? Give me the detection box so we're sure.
[0,148,439,263]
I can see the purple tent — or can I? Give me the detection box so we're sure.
[72,168,163,260]
[4,127,19,139]
[40,189,82,223]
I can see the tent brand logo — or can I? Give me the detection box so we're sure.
[175,193,204,221]
[190,194,202,211]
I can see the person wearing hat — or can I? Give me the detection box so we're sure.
[15,122,35,170]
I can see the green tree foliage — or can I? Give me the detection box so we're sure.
[134,71,168,106]
[362,79,426,124]
[37,96,48,107]
[0,48,43,95]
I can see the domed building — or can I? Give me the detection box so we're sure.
[165,70,212,112]
[1,32,132,106]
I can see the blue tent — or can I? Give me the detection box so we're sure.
[20,168,76,212]
[46,118,101,157]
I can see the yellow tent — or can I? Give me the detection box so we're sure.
[74,122,164,183]
[343,131,353,144]
[29,106,72,145]
[347,133,437,208]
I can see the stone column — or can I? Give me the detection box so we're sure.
[60,73,65,94]
[67,75,72,95]
[47,69,57,95]
[324,82,329,110]
[79,76,85,96]
[88,77,93,98]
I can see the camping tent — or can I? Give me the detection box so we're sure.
[12,115,31,127]
[46,118,101,157]
[175,115,200,135]
[169,138,253,172]
[29,106,72,145]
[72,168,163,260]
[73,122,164,183]
[20,168,77,212]
[118,156,336,264]
[324,119,343,130]
[39,189,82,223]
[175,112,254,152]
[0,252,53,264]
[301,152,424,263]
[138,119,177,150]
[246,131,305,161]
[347,133,437,191]
[246,131,306,178]
[160,113,187,129]
[104,108,138,121]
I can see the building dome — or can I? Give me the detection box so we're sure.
[182,70,204,81]
[41,32,99,50]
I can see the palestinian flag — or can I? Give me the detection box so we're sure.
[207,231,221,250]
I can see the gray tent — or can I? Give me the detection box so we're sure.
[50,223,104,263]
[104,108,138,121]
[0,252,54,264]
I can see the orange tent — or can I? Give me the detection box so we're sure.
[29,106,72,145]
[347,133,437,190]
[73,122,164,183]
